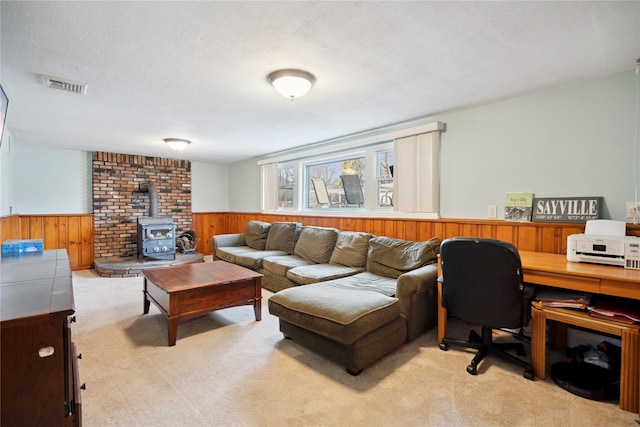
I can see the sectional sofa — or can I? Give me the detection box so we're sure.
[212,220,441,374]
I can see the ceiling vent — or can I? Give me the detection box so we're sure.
[42,75,88,95]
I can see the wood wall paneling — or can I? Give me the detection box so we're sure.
[1,215,94,271]
[191,212,226,255]
[4,212,640,272]
[0,216,21,243]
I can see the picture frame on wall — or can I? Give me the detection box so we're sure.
[504,192,534,222]
[532,196,603,223]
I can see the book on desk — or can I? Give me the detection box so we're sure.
[535,289,640,325]
[535,289,592,310]
[587,298,640,325]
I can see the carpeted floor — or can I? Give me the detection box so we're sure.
[71,266,638,427]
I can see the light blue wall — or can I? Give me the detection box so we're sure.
[0,130,15,215]
[228,157,261,212]
[191,161,229,212]
[1,69,637,221]
[437,69,635,220]
[4,143,91,214]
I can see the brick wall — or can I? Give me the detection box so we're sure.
[92,152,191,259]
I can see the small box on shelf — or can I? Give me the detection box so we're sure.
[1,239,43,256]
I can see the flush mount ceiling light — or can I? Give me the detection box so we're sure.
[163,138,191,151]
[267,69,316,100]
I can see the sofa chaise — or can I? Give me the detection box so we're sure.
[212,220,441,374]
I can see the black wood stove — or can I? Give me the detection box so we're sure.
[137,216,176,262]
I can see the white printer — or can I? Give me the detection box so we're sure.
[567,220,640,269]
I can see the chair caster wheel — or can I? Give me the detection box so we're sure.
[466,364,478,375]
[524,369,534,381]
[439,343,448,351]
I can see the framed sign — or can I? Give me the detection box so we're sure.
[532,196,603,223]
[504,192,533,222]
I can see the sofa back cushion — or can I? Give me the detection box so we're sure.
[329,231,372,268]
[244,220,271,250]
[294,226,339,263]
[367,236,441,278]
[265,222,302,254]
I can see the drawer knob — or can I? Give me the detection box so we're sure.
[38,346,55,358]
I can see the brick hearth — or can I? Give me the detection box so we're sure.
[94,253,205,277]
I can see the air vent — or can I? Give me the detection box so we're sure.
[42,75,88,95]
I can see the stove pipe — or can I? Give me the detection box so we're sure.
[139,183,158,217]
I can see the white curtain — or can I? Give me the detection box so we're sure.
[393,131,441,214]
[261,162,278,211]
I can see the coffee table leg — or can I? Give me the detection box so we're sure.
[168,316,178,346]
[254,300,262,321]
[254,278,262,321]
[143,278,151,314]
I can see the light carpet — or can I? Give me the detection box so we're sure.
[71,267,638,427]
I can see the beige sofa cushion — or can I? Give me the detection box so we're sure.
[293,226,339,264]
[268,282,401,345]
[329,231,372,268]
[262,255,314,277]
[326,272,397,296]
[265,222,301,254]
[235,250,289,270]
[367,236,440,279]
[244,220,271,250]
[287,264,362,285]
[215,246,256,264]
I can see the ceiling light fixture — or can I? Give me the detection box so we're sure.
[267,69,316,100]
[164,138,191,151]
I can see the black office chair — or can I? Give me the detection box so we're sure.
[439,237,534,380]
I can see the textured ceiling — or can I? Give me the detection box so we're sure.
[1,1,638,164]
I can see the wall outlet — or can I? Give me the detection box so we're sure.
[626,202,640,219]
[487,205,497,218]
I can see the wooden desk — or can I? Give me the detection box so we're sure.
[437,250,640,414]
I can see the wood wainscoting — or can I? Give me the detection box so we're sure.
[4,212,640,270]
[211,212,587,253]
[196,212,640,255]
[0,214,94,270]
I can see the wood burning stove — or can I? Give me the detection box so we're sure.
[137,216,176,262]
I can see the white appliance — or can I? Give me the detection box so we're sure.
[567,220,640,269]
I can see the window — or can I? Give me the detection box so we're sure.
[376,149,394,207]
[306,156,365,208]
[278,165,295,208]
[258,120,443,216]
[267,143,393,212]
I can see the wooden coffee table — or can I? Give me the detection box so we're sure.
[142,261,263,346]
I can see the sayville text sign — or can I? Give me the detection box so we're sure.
[532,197,603,223]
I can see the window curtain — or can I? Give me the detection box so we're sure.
[261,162,278,211]
[393,130,441,214]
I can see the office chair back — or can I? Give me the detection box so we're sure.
[440,237,525,329]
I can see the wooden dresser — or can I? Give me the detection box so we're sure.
[1,249,82,426]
